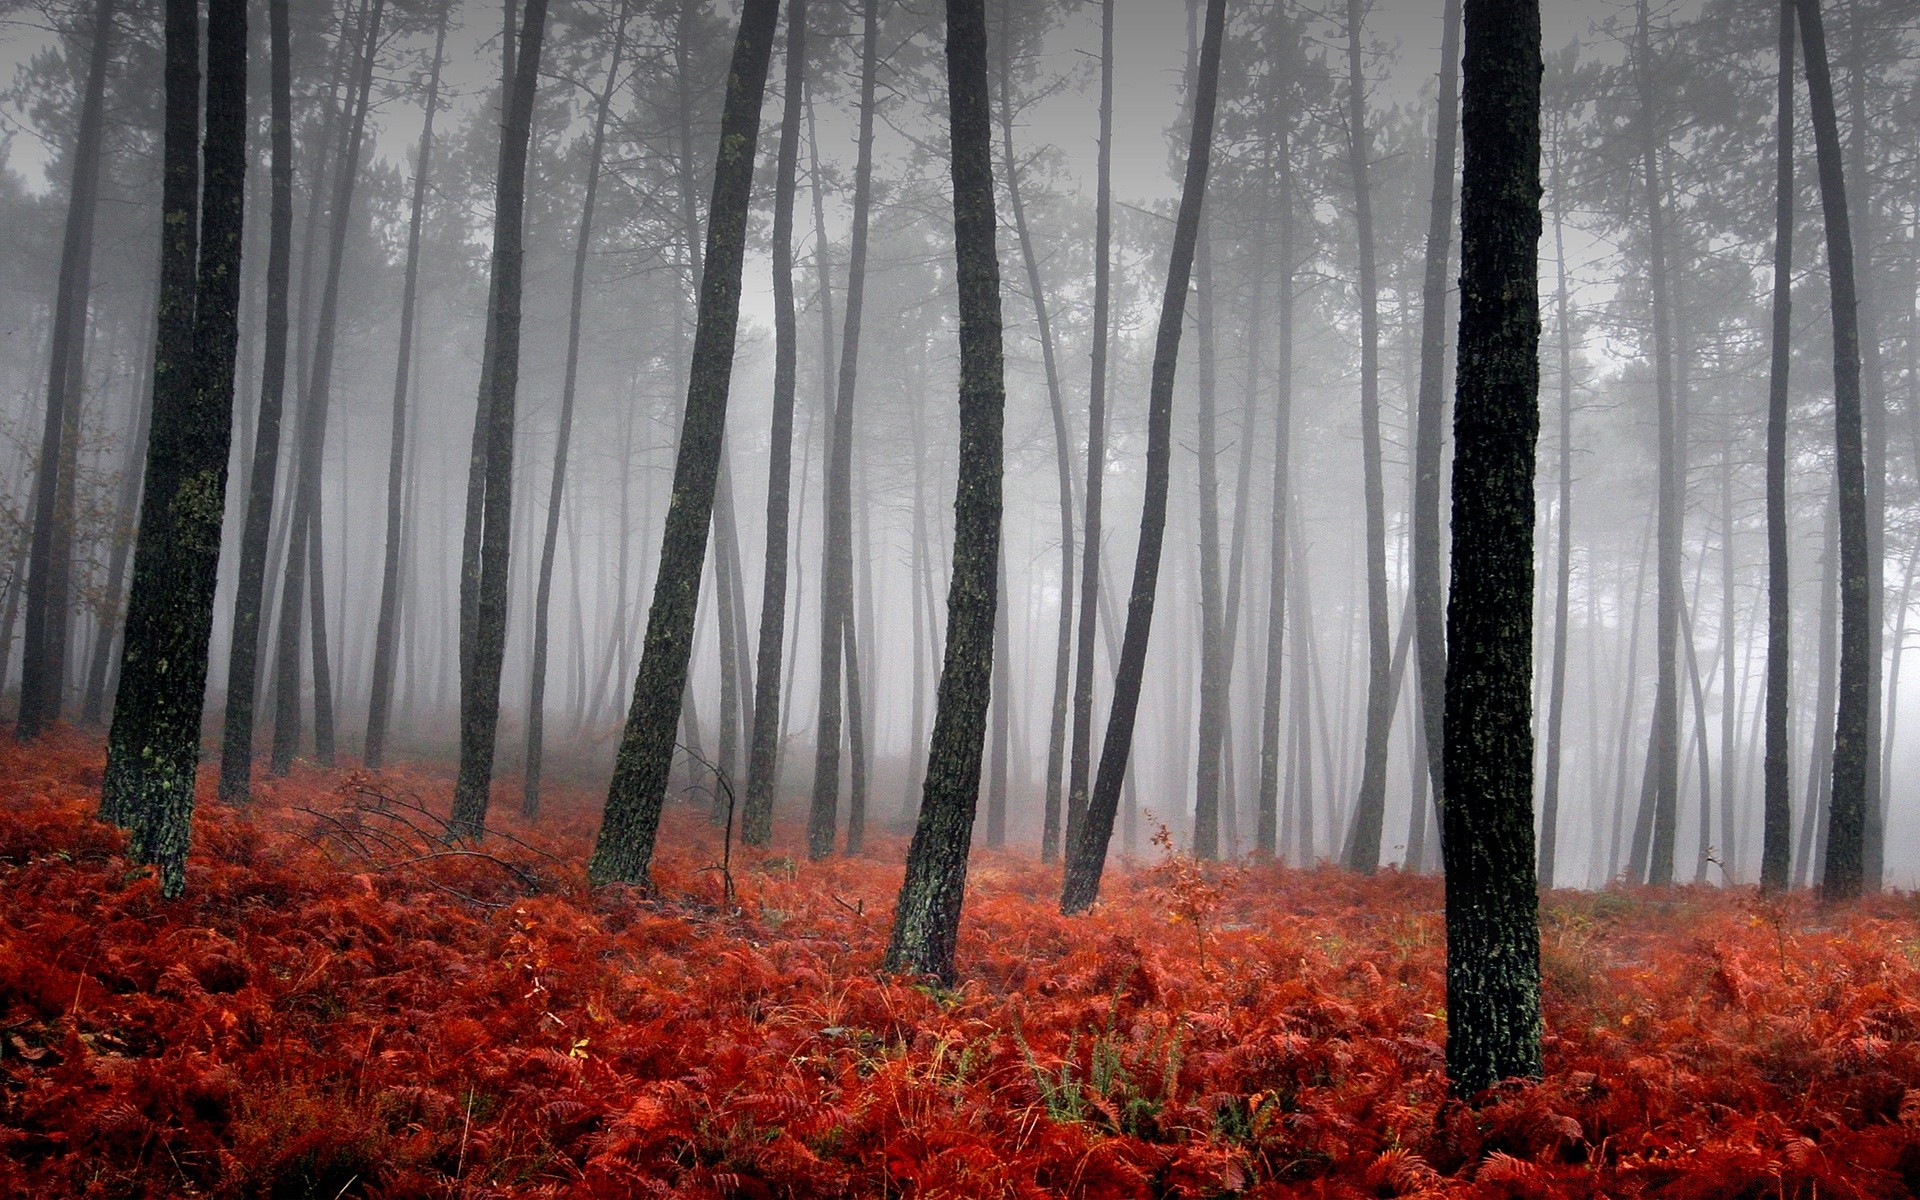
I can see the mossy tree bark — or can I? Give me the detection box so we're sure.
[883,0,1007,983]
[1060,0,1225,916]
[1443,0,1542,1098]
[103,0,248,898]
[1796,0,1869,903]
[217,0,293,803]
[589,0,780,886]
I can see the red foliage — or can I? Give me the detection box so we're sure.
[1,733,1918,1197]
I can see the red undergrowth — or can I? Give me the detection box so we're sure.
[1,732,1917,1197]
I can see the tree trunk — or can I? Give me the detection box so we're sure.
[882,0,1007,981]
[1761,0,1795,894]
[521,0,630,814]
[1539,136,1574,891]
[588,0,779,885]
[1064,0,1114,861]
[744,0,806,846]
[366,2,452,773]
[1193,210,1224,860]
[985,542,1010,847]
[1256,13,1296,861]
[1797,493,1839,889]
[1342,0,1395,874]
[1413,0,1465,823]
[1796,0,1869,902]
[18,0,117,741]
[1060,0,1225,916]
[449,0,549,838]
[1443,0,1542,1097]
[83,310,152,727]
[102,0,247,898]
[808,0,880,861]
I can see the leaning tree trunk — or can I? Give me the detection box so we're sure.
[588,0,780,886]
[269,0,383,775]
[1060,0,1225,916]
[18,0,117,741]
[883,0,1008,981]
[1795,0,1869,902]
[743,0,807,847]
[217,0,293,801]
[1341,0,1395,874]
[365,1,452,772]
[102,0,247,898]
[1760,0,1795,892]
[996,0,1076,864]
[1064,0,1115,862]
[450,0,549,838]
[1443,0,1542,1098]
[808,0,880,861]
[521,0,631,815]
[1538,133,1574,891]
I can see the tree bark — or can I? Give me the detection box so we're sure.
[1761,0,1795,893]
[589,0,779,885]
[521,0,631,814]
[1060,0,1225,916]
[744,0,806,846]
[1443,0,1542,1097]
[102,0,247,899]
[1796,0,1869,902]
[366,1,452,773]
[882,0,1007,981]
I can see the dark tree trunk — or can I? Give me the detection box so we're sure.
[102,0,247,898]
[882,0,1007,982]
[808,0,880,861]
[521,0,630,814]
[18,0,117,741]
[366,2,452,773]
[743,0,806,847]
[217,0,292,801]
[995,0,1075,864]
[1797,493,1839,888]
[1538,134,1574,891]
[1443,0,1542,1097]
[1630,0,1682,887]
[1412,0,1464,823]
[588,0,779,885]
[450,0,549,838]
[270,0,382,776]
[1761,0,1795,893]
[1064,0,1114,862]
[1256,13,1295,861]
[1060,0,1225,916]
[1341,0,1395,874]
[1796,0,1869,902]
[985,543,1010,847]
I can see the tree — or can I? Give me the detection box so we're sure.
[1795,0,1868,902]
[1761,0,1795,894]
[1443,0,1542,1096]
[809,0,880,862]
[882,0,1007,982]
[589,0,781,886]
[101,0,248,897]
[17,0,116,741]
[1538,55,1575,891]
[1411,0,1464,816]
[217,0,293,803]
[744,0,808,848]
[450,0,550,838]
[1060,0,1226,916]
[1341,0,1396,874]
[522,0,635,814]
[365,0,453,773]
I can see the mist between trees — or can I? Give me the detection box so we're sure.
[0,0,1915,920]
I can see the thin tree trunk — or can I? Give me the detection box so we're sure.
[1061,0,1225,915]
[1443,0,1542,1097]
[521,0,630,814]
[82,311,152,726]
[18,0,117,740]
[1539,134,1574,890]
[588,0,779,885]
[1797,492,1840,889]
[1256,14,1296,862]
[366,2,452,772]
[1761,0,1795,893]
[103,0,246,899]
[985,541,1010,847]
[744,0,806,846]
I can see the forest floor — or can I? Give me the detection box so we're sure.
[1,734,1918,1198]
